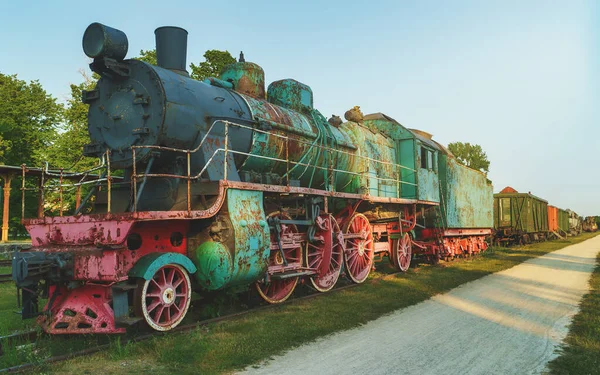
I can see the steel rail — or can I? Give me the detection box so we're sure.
[0,270,405,374]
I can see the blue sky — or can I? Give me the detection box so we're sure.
[1,0,598,215]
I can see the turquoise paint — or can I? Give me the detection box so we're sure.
[220,61,266,99]
[227,189,270,286]
[128,252,197,280]
[416,142,440,203]
[439,155,493,228]
[189,190,271,290]
[267,79,313,112]
[398,139,417,199]
[192,241,232,290]
[240,94,355,190]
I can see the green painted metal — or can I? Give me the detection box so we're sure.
[558,208,569,233]
[190,189,270,290]
[128,252,197,280]
[338,121,398,197]
[267,79,313,113]
[191,241,232,290]
[397,138,417,199]
[415,141,440,202]
[220,61,266,99]
[438,155,493,228]
[240,94,356,191]
[493,192,549,233]
[227,189,270,286]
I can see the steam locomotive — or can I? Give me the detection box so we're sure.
[11,23,493,334]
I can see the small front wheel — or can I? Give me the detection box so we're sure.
[136,264,192,331]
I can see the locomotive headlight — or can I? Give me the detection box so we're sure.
[82,22,128,60]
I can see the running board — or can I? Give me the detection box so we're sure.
[270,270,316,280]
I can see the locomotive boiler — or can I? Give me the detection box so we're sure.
[11,23,493,334]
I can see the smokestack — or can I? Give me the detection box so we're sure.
[155,26,188,75]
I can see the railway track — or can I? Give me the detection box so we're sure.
[0,271,398,373]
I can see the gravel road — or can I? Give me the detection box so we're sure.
[241,236,600,375]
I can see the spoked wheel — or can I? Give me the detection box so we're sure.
[343,213,374,284]
[136,264,191,331]
[390,232,412,272]
[306,214,345,292]
[256,212,302,304]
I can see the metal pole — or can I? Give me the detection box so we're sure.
[21,165,25,220]
[223,122,229,181]
[38,168,45,218]
[2,175,12,242]
[187,151,191,214]
[106,150,111,213]
[285,137,289,186]
[59,168,63,217]
[75,185,81,210]
[132,148,137,212]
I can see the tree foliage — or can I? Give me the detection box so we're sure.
[0,73,63,166]
[447,142,490,173]
[135,49,157,65]
[190,50,236,81]
[134,49,236,82]
[44,71,98,171]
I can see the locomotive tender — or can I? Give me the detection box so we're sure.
[12,23,493,334]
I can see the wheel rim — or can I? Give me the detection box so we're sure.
[307,214,344,292]
[343,214,374,283]
[139,264,191,331]
[256,212,301,303]
[396,233,412,272]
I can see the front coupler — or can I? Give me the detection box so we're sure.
[12,251,72,319]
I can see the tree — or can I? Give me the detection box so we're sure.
[134,49,236,82]
[0,73,63,166]
[135,49,157,65]
[45,71,98,171]
[190,50,236,81]
[447,142,490,173]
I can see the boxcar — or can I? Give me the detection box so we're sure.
[548,205,559,233]
[493,187,549,245]
[558,209,569,235]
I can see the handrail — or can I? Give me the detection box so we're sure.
[131,120,418,211]
[20,119,420,219]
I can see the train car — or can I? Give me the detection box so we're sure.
[558,209,569,236]
[548,205,559,234]
[12,23,449,334]
[493,187,549,245]
[409,131,493,260]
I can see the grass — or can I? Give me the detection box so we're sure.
[3,232,597,374]
[548,252,600,375]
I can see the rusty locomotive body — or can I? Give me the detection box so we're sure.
[12,23,493,334]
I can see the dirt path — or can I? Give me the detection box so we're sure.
[241,236,600,375]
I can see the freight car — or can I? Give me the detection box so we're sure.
[548,205,560,237]
[11,23,494,334]
[493,187,549,245]
[558,208,569,236]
